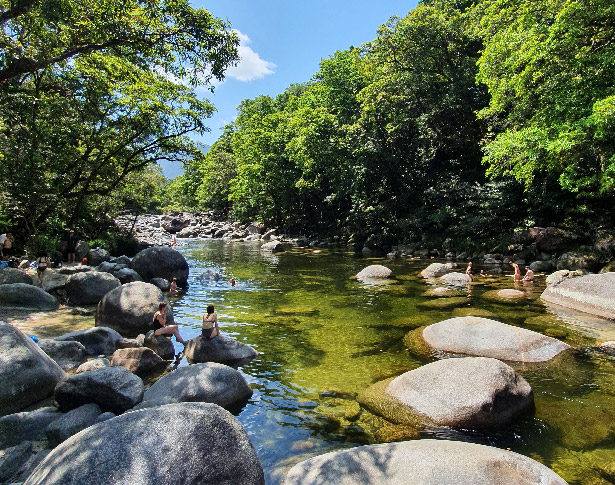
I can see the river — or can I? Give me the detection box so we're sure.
[158,239,615,484]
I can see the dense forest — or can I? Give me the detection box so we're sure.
[1,0,614,254]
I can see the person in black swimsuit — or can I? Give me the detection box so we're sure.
[202,304,220,340]
[151,302,186,345]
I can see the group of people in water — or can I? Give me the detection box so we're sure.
[465,260,534,282]
[151,302,221,346]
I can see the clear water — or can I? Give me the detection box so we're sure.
[164,239,615,484]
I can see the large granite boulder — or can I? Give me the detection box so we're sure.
[184,335,258,364]
[0,268,33,285]
[95,282,173,337]
[25,403,264,485]
[130,246,189,286]
[86,248,111,267]
[419,263,455,278]
[439,272,472,286]
[414,316,570,362]
[45,403,102,447]
[54,366,144,414]
[38,339,87,370]
[109,347,165,376]
[355,265,392,282]
[136,362,252,411]
[0,407,61,449]
[283,439,566,485]
[41,271,68,294]
[0,324,66,417]
[65,271,121,306]
[143,331,176,359]
[358,357,533,429]
[0,283,59,310]
[541,272,615,319]
[55,327,122,356]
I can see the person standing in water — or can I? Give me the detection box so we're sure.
[509,261,522,281]
[202,304,220,340]
[151,302,186,345]
[465,262,473,281]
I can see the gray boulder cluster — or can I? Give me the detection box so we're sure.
[388,225,612,273]
[0,322,263,484]
[114,212,279,246]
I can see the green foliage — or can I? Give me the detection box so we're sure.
[25,234,58,257]
[0,0,239,243]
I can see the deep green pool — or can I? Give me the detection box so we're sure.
[169,239,615,484]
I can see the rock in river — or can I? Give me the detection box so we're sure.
[25,403,265,485]
[283,439,566,485]
[355,265,392,282]
[358,357,533,429]
[0,323,66,417]
[96,282,174,337]
[541,272,615,319]
[0,283,59,310]
[130,245,189,286]
[54,366,144,414]
[417,316,570,362]
[135,362,252,411]
[184,335,258,364]
[419,262,455,278]
[65,271,121,306]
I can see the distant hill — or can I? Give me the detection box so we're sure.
[158,144,210,179]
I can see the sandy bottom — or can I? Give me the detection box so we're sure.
[1,307,95,340]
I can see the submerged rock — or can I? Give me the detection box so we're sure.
[0,323,66,417]
[418,316,570,362]
[184,335,258,364]
[283,439,566,485]
[25,403,265,485]
[136,362,252,411]
[358,357,533,429]
[541,272,615,319]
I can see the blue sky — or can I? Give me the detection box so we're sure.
[160,0,420,178]
[195,0,420,145]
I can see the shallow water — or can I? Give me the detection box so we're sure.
[161,239,615,484]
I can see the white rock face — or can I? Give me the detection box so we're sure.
[541,272,615,319]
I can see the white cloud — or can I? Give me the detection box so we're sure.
[225,30,276,82]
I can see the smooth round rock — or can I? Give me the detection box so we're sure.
[260,240,284,253]
[54,366,144,414]
[86,248,111,266]
[25,403,265,485]
[422,317,570,362]
[0,283,59,310]
[439,272,471,286]
[541,272,615,319]
[0,268,33,285]
[184,335,258,364]
[356,265,392,282]
[109,347,165,376]
[95,282,173,337]
[55,327,122,356]
[359,357,533,429]
[420,263,454,278]
[283,439,566,485]
[136,362,252,411]
[130,246,189,286]
[0,323,66,416]
[38,339,87,370]
[114,268,142,284]
[65,271,121,305]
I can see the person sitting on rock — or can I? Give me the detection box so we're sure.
[202,304,220,340]
[522,266,534,282]
[509,261,521,281]
[152,302,186,345]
